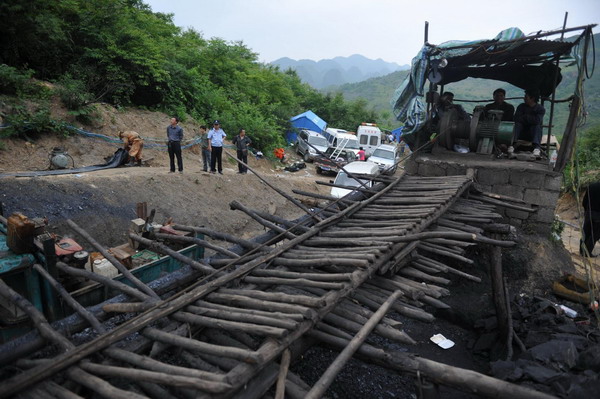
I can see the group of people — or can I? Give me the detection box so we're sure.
[435,88,546,157]
[121,118,252,174]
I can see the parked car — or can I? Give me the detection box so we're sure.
[330,161,380,198]
[368,144,400,174]
[314,147,357,175]
[296,129,329,162]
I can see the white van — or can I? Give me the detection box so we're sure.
[323,128,360,156]
[330,161,380,198]
[296,129,328,162]
[368,144,400,174]
[356,123,382,156]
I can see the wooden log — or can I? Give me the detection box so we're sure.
[0,279,73,351]
[43,381,84,399]
[382,241,419,274]
[66,366,147,399]
[102,302,153,313]
[208,253,263,267]
[303,237,392,247]
[417,244,474,264]
[137,381,177,399]
[242,276,346,290]
[398,267,451,286]
[414,255,481,283]
[271,257,370,268]
[470,194,536,212]
[128,234,215,274]
[350,289,435,323]
[389,275,450,297]
[149,320,191,358]
[172,311,288,338]
[103,347,226,381]
[206,292,313,317]
[292,189,355,205]
[420,241,464,255]
[318,228,408,238]
[217,288,324,308]
[309,330,558,399]
[185,304,297,330]
[250,209,312,234]
[437,218,483,234]
[305,290,404,399]
[229,200,297,239]
[274,349,291,399]
[250,269,353,282]
[154,232,240,259]
[224,149,322,222]
[142,327,262,363]
[66,219,159,300]
[32,264,105,334]
[411,260,443,275]
[78,361,232,393]
[194,300,305,322]
[174,224,265,250]
[490,236,509,349]
[322,310,414,345]
[56,262,153,302]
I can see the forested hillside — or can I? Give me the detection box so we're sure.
[334,33,600,137]
[0,0,378,151]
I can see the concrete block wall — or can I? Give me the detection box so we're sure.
[405,156,562,233]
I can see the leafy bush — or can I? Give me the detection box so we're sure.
[1,106,70,139]
[0,65,49,98]
[55,74,95,110]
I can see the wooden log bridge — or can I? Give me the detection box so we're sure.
[0,171,552,399]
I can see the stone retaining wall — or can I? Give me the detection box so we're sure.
[405,155,561,233]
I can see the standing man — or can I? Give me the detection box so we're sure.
[580,182,600,257]
[167,117,184,173]
[484,88,515,121]
[118,130,144,166]
[232,128,252,174]
[208,120,226,174]
[199,125,210,172]
[510,89,545,158]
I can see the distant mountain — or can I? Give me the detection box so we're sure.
[271,54,409,89]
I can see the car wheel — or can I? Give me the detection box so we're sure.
[303,152,311,162]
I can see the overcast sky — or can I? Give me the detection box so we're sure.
[144,0,599,65]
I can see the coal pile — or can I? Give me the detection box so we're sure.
[474,295,600,398]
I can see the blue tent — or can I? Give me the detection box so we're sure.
[391,126,404,142]
[290,110,327,133]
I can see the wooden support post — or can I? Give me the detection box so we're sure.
[305,290,403,399]
[489,235,509,351]
[274,349,291,399]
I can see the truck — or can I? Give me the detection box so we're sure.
[356,123,383,156]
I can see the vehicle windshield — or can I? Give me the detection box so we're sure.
[335,172,370,187]
[344,140,359,149]
[308,136,328,147]
[372,149,395,159]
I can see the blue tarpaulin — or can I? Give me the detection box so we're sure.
[290,110,327,133]
[391,127,404,142]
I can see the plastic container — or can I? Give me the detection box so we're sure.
[6,213,35,254]
[92,259,119,279]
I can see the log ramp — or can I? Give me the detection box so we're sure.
[0,172,554,399]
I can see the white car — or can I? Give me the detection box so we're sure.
[368,144,399,174]
[330,161,380,198]
[296,129,329,162]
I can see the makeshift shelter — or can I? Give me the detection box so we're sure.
[391,24,595,172]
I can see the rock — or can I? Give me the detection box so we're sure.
[529,340,578,369]
[577,344,600,372]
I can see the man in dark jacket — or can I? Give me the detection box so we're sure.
[484,88,515,121]
[509,89,545,158]
[581,182,600,257]
[232,128,252,174]
[167,117,184,173]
